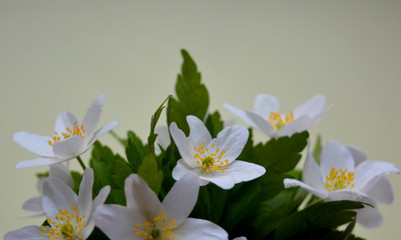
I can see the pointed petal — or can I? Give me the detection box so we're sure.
[214,125,248,163]
[16,157,64,168]
[78,168,94,219]
[55,111,79,133]
[223,103,258,129]
[354,160,399,193]
[173,218,228,240]
[221,160,265,184]
[162,173,200,226]
[356,203,383,228]
[244,110,275,136]
[52,136,86,159]
[49,163,74,189]
[172,160,202,182]
[253,94,280,118]
[284,178,327,199]
[347,145,367,166]
[42,177,78,219]
[187,115,212,147]
[368,177,394,204]
[82,94,105,139]
[293,95,325,119]
[303,143,327,194]
[22,196,43,212]
[320,141,355,178]
[4,225,44,240]
[93,204,146,240]
[87,121,119,146]
[124,174,162,220]
[275,115,312,138]
[169,122,197,167]
[13,132,53,157]
[155,125,171,150]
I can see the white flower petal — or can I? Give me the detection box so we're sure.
[87,120,120,146]
[325,189,371,203]
[368,178,394,204]
[93,204,146,240]
[293,94,325,120]
[253,94,280,118]
[155,125,171,150]
[233,237,247,240]
[16,157,64,168]
[347,145,367,166]
[4,225,44,240]
[187,115,212,147]
[42,177,78,220]
[356,203,383,228]
[320,141,355,178]
[302,145,327,194]
[221,160,265,184]
[354,160,400,193]
[162,173,200,226]
[172,159,200,181]
[223,103,258,128]
[49,163,74,189]
[244,110,275,136]
[200,174,235,190]
[54,111,79,134]
[124,174,162,220]
[274,115,311,138]
[82,94,105,140]
[13,132,53,157]
[170,123,197,168]
[173,218,229,240]
[52,136,87,159]
[283,178,327,199]
[22,196,43,212]
[78,168,94,219]
[214,125,249,162]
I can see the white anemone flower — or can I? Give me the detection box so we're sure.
[224,94,330,138]
[169,115,266,190]
[14,95,119,168]
[154,126,171,155]
[22,163,74,218]
[93,173,229,240]
[284,140,399,228]
[4,168,111,240]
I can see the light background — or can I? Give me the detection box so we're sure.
[1,1,400,239]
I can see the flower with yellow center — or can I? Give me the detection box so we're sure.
[169,115,266,190]
[284,140,399,228]
[224,94,330,138]
[4,168,110,240]
[13,95,119,168]
[93,173,229,240]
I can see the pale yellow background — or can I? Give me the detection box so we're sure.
[1,1,400,239]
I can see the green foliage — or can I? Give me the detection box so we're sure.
[313,134,323,164]
[137,154,163,195]
[70,171,83,194]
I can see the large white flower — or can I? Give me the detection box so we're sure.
[14,95,119,168]
[224,94,329,138]
[169,115,266,190]
[22,163,74,218]
[283,140,399,228]
[93,173,229,240]
[4,168,110,240]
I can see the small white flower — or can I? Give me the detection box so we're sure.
[4,168,111,240]
[14,95,119,168]
[154,126,171,155]
[93,173,229,240]
[284,140,399,228]
[169,115,266,190]
[224,94,329,138]
[21,163,74,218]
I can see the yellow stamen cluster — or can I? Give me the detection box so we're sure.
[39,205,86,240]
[194,143,228,173]
[325,167,355,192]
[268,111,294,131]
[48,122,86,146]
[134,211,176,240]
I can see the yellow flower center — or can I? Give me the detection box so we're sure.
[325,167,355,192]
[48,122,86,146]
[268,111,294,131]
[39,205,86,240]
[193,143,228,173]
[134,211,176,240]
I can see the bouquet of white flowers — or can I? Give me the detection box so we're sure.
[5,50,399,240]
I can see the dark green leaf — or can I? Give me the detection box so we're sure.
[148,96,170,154]
[126,131,146,172]
[70,171,83,194]
[204,111,224,138]
[137,154,163,195]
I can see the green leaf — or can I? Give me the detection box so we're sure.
[148,96,170,154]
[126,131,146,172]
[36,172,49,178]
[137,154,163,195]
[204,111,224,138]
[167,49,209,135]
[313,134,323,164]
[70,171,83,194]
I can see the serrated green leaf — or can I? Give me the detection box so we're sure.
[148,96,170,155]
[126,131,146,172]
[137,154,163,195]
[204,111,224,138]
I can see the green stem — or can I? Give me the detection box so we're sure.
[76,156,86,171]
